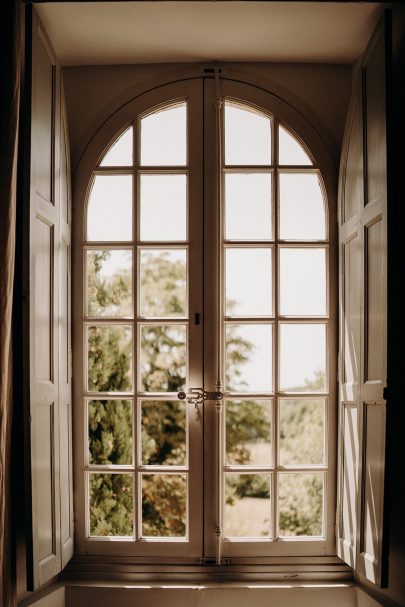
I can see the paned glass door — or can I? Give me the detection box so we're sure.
[77,80,203,557]
[203,79,334,558]
[76,76,335,560]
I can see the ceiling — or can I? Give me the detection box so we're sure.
[36,2,383,66]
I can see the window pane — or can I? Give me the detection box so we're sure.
[225,101,271,165]
[279,473,324,537]
[279,248,326,316]
[87,175,132,241]
[225,173,272,240]
[142,474,187,537]
[140,324,186,392]
[225,474,271,537]
[140,174,187,241]
[141,400,186,466]
[89,473,133,536]
[226,400,272,466]
[279,399,325,465]
[278,125,312,166]
[279,323,326,392]
[225,324,273,392]
[279,173,326,240]
[86,249,133,317]
[100,127,133,167]
[140,249,187,317]
[141,103,186,166]
[88,399,133,465]
[87,325,133,392]
[226,248,272,317]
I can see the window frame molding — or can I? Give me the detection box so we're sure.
[72,65,339,564]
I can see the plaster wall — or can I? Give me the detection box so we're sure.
[63,62,351,174]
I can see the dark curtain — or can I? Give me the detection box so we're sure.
[0,0,21,606]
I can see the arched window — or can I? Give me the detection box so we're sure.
[73,76,336,560]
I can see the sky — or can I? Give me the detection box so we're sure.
[86,102,328,392]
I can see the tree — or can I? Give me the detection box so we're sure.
[87,249,323,539]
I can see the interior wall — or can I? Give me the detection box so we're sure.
[64,584,358,607]
[63,62,351,174]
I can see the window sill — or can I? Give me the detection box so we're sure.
[61,555,353,583]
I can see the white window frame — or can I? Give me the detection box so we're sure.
[72,67,339,566]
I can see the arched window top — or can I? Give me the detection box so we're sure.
[97,99,315,170]
[99,126,133,167]
[278,123,313,166]
[88,94,327,244]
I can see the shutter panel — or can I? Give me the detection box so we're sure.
[356,18,388,587]
[58,83,74,569]
[337,15,389,586]
[336,73,363,569]
[25,7,73,589]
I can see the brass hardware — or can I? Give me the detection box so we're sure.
[178,388,223,421]
[178,387,223,404]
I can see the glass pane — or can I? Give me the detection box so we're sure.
[88,399,133,465]
[87,175,132,241]
[225,474,271,537]
[89,473,133,536]
[142,474,187,537]
[278,125,312,166]
[226,248,272,316]
[279,248,326,316]
[87,325,132,392]
[279,173,326,240]
[140,174,187,241]
[225,324,273,392]
[142,400,186,465]
[225,173,272,240]
[140,249,187,317]
[140,324,186,392]
[279,323,326,392]
[141,103,186,166]
[279,399,325,465]
[226,400,272,466]
[279,473,324,537]
[225,101,271,165]
[86,249,132,317]
[100,127,133,166]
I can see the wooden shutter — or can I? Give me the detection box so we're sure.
[24,6,73,589]
[337,15,389,586]
[58,82,74,570]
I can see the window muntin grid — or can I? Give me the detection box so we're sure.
[81,92,332,551]
[84,103,192,541]
[222,100,329,541]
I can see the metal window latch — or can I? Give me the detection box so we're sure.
[177,388,223,421]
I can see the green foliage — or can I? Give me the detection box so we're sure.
[89,474,133,536]
[225,400,271,465]
[142,475,186,537]
[88,325,132,392]
[87,250,324,539]
[142,401,186,465]
[278,473,323,536]
[88,400,132,465]
[140,325,186,392]
[87,250,132,316]
[140,251,186,316]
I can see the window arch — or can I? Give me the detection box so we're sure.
[73,74,337,560]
